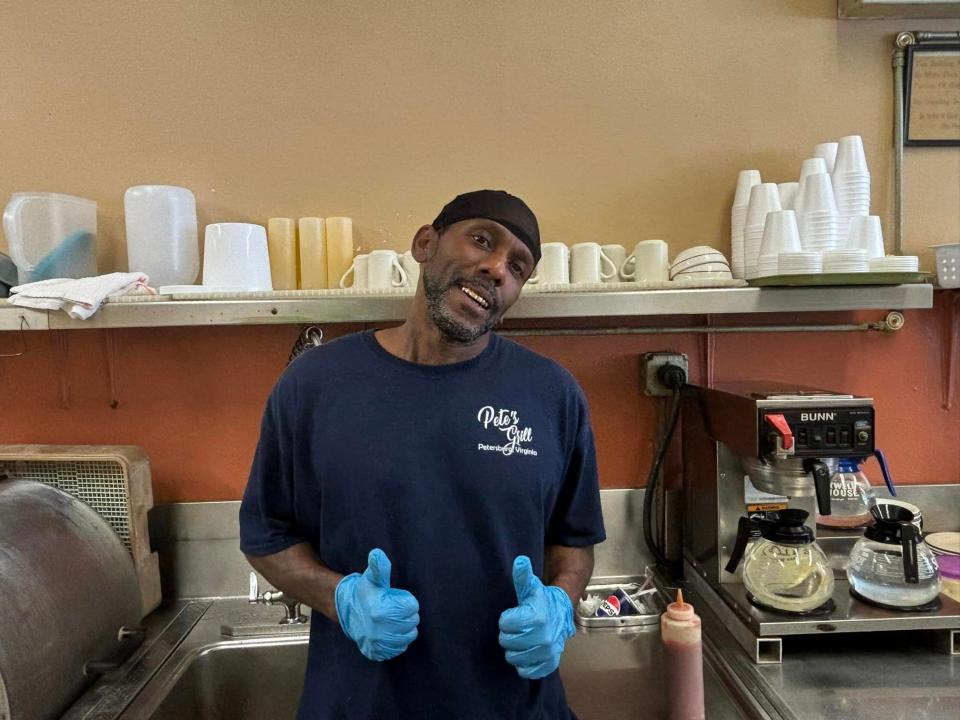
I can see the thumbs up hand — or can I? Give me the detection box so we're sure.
[498,555,575,679]
[335,548,420,661]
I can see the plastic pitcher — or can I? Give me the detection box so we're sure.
[124,185,199,287]
[2,192,97,284]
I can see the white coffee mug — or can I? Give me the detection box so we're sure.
[203,223,272,290]
[367,249,408,290]
[400,250,420,289]
[339,253,369,289]
[621,240,669,285]
[600,244,626,282]
[528,242,569,285]
[570,242,617,284]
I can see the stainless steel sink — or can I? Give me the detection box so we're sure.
[147,640,308,720]
[136,633,748,720]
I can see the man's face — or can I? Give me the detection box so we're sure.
[419,219,535,344]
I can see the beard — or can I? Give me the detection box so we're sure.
[422,267,501,344]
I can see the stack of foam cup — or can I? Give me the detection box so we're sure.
[796,173,840,255]
[795,157,828,215]
[846,216,885,260]
[813,142,838,174]
[731,170,761,279]
[831,135,870,241]
[758,210,802,277]
[743,183,781,280]
[777,182,799,212]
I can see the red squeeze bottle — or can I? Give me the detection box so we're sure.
[660,589,705,720]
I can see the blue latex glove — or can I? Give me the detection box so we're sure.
[335,548,420,661]
[498,555,575,679]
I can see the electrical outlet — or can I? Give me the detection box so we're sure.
[642,352,689,396]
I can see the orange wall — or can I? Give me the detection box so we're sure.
[2,295,957,502]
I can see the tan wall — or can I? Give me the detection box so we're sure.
[1,1,957,273]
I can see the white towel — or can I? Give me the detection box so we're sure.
[9,272,156,319]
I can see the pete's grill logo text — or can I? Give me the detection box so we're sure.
[476,406,538,457]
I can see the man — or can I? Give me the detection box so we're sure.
[240,190,605,719]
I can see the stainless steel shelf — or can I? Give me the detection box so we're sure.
[0,284,934,331]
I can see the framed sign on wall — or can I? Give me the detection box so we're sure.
[904,43,960,146]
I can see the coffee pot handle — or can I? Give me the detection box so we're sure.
[724,516,754,574]
[871,448,896,497]
[803,458,832,516]
[900,523,920,584]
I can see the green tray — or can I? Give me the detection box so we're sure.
[748,272,932,287]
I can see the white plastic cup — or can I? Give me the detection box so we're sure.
[366,249,407,290]
[813,143,839,174]
[760,210,802,257]
[600,244,626,282]
[733,170,762,207]
[339,253,369,289]
[202,223,272,290]
[777,183,799,212]
[797,173,838,215]
[846,216,884,259]
[799,158,829,189]
[400,250,420,289]
[528,242,569,285]
[833,135,869,176]
[745,183,782,228]
[125,186,198,287]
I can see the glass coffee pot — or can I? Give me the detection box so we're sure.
[847,504,941,610]
[726,509,835,614]
[817,449,896,529]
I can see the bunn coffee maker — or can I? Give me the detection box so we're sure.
[678,382,960,663]
[681,382,876,585]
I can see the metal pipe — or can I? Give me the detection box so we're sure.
[500,314,904,337]
[893,32,914,257]
[916,31,960,43]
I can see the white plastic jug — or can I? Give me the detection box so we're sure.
[2,192,98,284]
[124,186,199,287]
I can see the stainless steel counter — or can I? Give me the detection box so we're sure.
[64,598,752,720]
[63,588,960,720]
[677,578,960,720]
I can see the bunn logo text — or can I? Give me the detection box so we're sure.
[800,412,836,422]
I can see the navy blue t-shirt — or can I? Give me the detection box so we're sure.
[240,330,605,720]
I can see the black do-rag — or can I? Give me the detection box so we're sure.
[432,189,541,264]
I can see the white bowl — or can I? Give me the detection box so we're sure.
[669,261,730,279]
[670,252,728,272]
[673,245,725,265]
[673,271,733,283]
